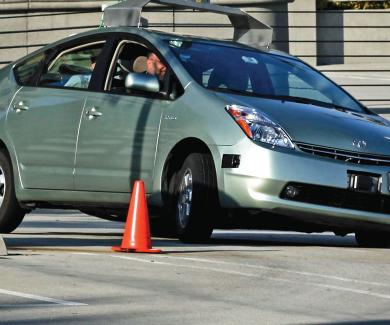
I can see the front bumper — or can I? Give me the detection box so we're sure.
[214,138,390,229]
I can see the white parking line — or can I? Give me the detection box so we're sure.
[161,255,390,288]
[0,304,67,308]
[0,289,87,306]
[111,254,390,300]
[74,253,390,301]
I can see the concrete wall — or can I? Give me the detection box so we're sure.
[287,2,390,66]
[317,9,390,65]
[0,0,293,67]
[1,0,390,67]
[288,0,317,65]
[0,1,106,66]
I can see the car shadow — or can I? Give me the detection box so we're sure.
[3,235,281,254]
[209,231,358,248]
[4,210,362,251]
[3,229,359,253]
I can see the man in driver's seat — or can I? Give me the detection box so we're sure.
[133,53,166,82]
[146,53,167,81]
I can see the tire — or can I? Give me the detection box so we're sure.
[174,152,217,243]
[0,150,26,233]
[355,231,390,248]
[151,171,178,238]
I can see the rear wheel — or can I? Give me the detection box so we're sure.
[355,231,390,248]
[0,150,26,233]
[174,152,217,243]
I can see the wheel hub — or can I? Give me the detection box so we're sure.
[177,169,193,228]
[0,166,6,208]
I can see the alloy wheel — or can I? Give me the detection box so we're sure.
[177,168,193,229]
[0,166,6,208]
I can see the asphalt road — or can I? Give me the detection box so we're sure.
[1,66,390,324]
[1,210,390,325]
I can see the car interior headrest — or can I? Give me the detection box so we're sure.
[133,56,148,73]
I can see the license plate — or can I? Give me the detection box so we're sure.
[348,172,381,193]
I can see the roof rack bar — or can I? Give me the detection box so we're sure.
[103,0,273,48]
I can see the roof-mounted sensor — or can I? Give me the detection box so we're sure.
[103,0,273,49]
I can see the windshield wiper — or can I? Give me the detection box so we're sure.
[207,86,258,97]
[258,94,329,106]
[208,87,359,113]
[209,89,331,107]
[257,94,359,112]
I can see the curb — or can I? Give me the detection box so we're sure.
[0,236,7,256]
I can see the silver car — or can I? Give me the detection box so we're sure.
[0,2,389,248]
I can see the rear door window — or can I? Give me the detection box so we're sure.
[14,52,45,86]
[39,42,105,89]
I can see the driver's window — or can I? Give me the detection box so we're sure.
[106,40,183,99]
[39,41,105,89]
[105,41,150,94]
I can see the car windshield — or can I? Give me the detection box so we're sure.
[168,40,364,113]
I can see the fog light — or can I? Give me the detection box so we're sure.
[285,185,300,198]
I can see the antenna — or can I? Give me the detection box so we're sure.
[103,0,273,48]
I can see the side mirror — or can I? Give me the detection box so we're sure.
[125,73,160,93]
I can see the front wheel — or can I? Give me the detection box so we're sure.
[174,152,217,243]
[0,150,26,233]
[355,231,390,248]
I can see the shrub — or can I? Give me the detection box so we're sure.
[317,0,390,10]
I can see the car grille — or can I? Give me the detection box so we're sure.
[281,182,390,214]
[296,142,390,167]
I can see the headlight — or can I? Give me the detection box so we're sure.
[225,104,295,149]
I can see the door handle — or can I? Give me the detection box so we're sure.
[13,101,29,113]
[85,107,103,120]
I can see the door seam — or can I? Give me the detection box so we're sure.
[72,97,88,189]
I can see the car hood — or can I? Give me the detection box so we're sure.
[215,92,390,156]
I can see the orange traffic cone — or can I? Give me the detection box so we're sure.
[112,180,162,254]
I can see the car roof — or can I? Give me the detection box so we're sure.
[133,27,297,60]
[51,26,295,56]
[13,26,297,66]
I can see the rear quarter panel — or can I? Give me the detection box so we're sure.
[0,65,24,197]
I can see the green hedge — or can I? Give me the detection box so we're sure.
[317,0,390,9]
